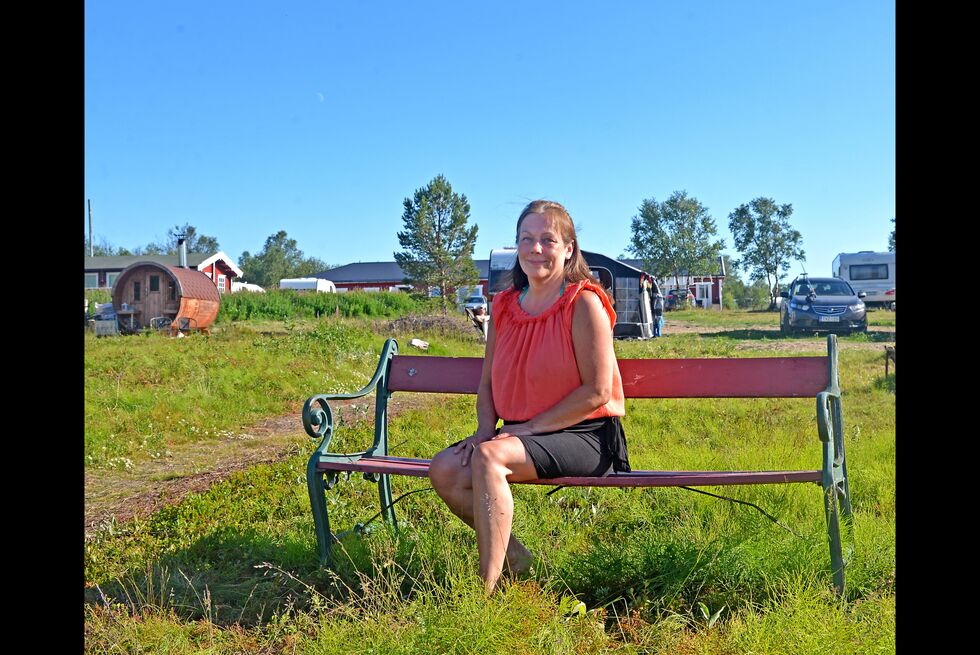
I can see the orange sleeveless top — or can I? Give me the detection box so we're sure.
[490,279,625,422]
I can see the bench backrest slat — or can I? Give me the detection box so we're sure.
[618,357,828,398]
[388,355,829,398]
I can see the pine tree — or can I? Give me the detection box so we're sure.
[394,175,479,315]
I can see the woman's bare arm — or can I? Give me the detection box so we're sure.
[454,317,501,465]
[474,318,499,437]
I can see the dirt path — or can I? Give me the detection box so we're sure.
[84,394,437,539]
[85,321,894,537]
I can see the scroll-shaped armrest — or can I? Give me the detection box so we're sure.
[302,339,399,452]
[815,391,835,444]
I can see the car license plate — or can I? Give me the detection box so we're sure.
[819,316,840,322]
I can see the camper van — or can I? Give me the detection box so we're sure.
[488,248,519,300]
[831,251,895,307]
[278,277,337,293]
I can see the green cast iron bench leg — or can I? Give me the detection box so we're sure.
[817,337,853,596]
[307,455,335,566]
[375,399,397,531]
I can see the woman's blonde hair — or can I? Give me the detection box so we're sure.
[504,200,608,298]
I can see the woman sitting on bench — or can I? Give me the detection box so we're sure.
[429,199,631,593]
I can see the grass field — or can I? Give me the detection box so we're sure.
[666,306,897,329]
[84,313,484,470]
[84,310,895,653]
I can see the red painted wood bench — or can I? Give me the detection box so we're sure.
[302,336,853,594]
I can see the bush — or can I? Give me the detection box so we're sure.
[85,289,113,317]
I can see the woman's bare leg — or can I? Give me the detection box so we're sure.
[430,446,534,576]
[469,438,539,593]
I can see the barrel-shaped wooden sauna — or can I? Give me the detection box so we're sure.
[111,261,220,331]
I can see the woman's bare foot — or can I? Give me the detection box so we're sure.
[504,542,534,577]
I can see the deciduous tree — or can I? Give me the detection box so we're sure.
[394,174,479,315]
[136,223,221,256]
[888,218,895,252]
[239,231,328,288]
[727,197,804,310]
[627,190,725,290]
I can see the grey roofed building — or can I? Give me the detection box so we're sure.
[85,251,244,292]
[316,260,490,284]
[85,253,212,271]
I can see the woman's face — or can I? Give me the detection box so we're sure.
[517,212,573,284]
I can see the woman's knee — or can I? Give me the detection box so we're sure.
[430,448,464,491]
[472,440,513,472]
[472,438,537,481]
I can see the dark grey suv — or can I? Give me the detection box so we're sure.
[779,276,868,335]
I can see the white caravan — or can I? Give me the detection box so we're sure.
[279,277,337,293]
[487,247,518,300]
[231,280,266,293]
[831,251,895,307]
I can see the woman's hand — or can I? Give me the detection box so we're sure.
[452,422,535,466]
[452,432,496,467]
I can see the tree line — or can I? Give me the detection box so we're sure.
[394,175,895,312]
[87,178,895,308]
[85,223,327,289]
[84,224,220,258]
[393,176,808,312]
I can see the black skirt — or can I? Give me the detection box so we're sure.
[505,416,631,479]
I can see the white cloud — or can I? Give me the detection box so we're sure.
[316,93,325,103]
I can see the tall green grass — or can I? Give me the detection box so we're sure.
[216,289,436,322]
[85,327,895,652]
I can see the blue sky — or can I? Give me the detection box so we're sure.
[85,1,894,283]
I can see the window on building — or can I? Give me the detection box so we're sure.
[84,273,99,289]
[106,272,120,288]
[133,281,141,301]
[217,274,226,294]
[150,275,160,292]
[169,281,177,301]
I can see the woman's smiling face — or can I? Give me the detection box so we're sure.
[517,212,574,284]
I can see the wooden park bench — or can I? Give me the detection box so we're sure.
[302,336,853,594]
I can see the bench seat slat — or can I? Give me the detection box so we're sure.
[388,355,829,398]
[316,456,821,486]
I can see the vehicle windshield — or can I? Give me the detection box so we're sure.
[466,296,485,303]
[793,280,853,296]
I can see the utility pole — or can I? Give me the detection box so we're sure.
[88,199,94,257]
